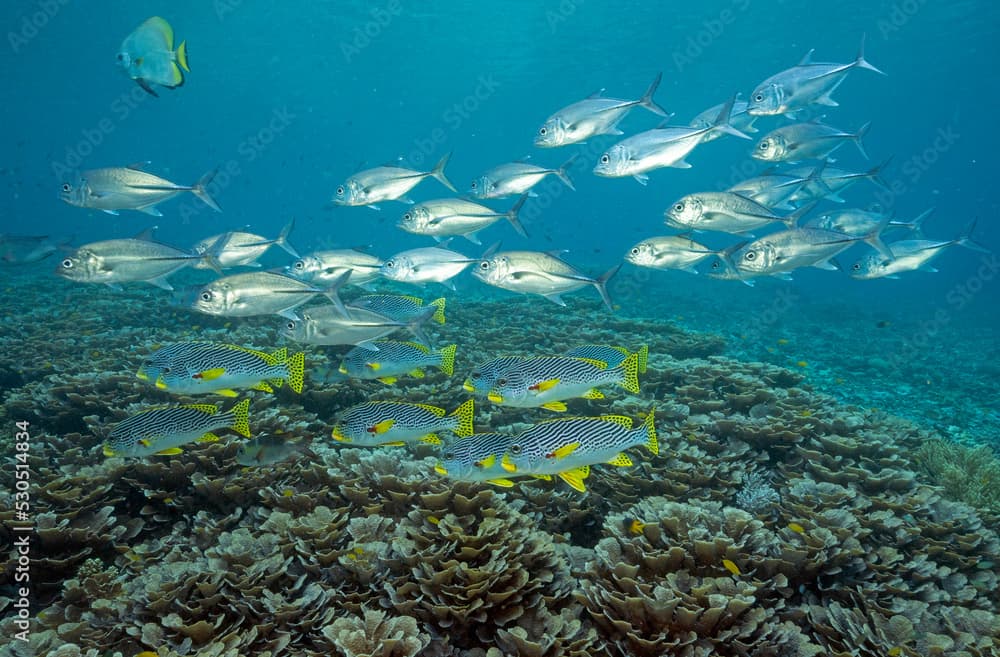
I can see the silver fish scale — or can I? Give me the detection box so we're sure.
[349,295,426,320]
[563,345,629,368]
[512,418,632,461]
[339,402,447,433]
[109,405,225,449]
[442,432,513,470]
[147,343,275,375]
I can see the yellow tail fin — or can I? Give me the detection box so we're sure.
[642,408,658,455]
[176,40,190,72]
[438,344,457,376]
[449,398,475,437]
[617,352,641,394]
[228,399,252,438]
[286,351,306,393]
[636,344,649,374]
[429,297,447,324]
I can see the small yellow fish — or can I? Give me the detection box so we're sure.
[796,360,808,368]
[777,338,789,345]
[798,410,813,417]
[787,522,806,534]
[722,558,741,576]
[137,652,160,657]
[626,518,646,535]
[427,515,440,525]
[282,488,294,497]
[887,648,902,657]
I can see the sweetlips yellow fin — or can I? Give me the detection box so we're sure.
[285,351,305,393]
[372,419,395,434]
[196,368,225,382]
[368,362,382,371]
[501,454,517,473]
[541,401,567,412]
[377,377,398,385]
[156,447,184,456]
[449,399,475,437]
[532,378,560,392]
[636,344,649,374]
[488,478,516,487]
[102,445,118,457]
[606,452,633,467]
[217,389,240,397]
[551,442,580,459]
[410,369,426,379]
[381,441,406,447]
[429,297,446,324]
[558,466,590,492]
[400,341,430,354]
[476,454,497,469]
[197,432,220,443]
[617,352,641,394]
[583,388,605,399]
[228,399,252,437]
[438,344,457,375]
[412,403,446,416]
[577,357,608,369]
[420,433,442,445]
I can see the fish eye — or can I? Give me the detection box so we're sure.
[759,142,769,150]
[479,261,490,270]
[509,444,522,455]
[470,181,477,189]
[61,258,73,268]
[61,183,71,192]
[852,263,861,271]
[745,252,756,261]
[754,93,764,102]
[385,260,394,268]
[200,291,212,301]
[444,451,454,460]
[711,261,721,270]
[336,186,345,196]
[403,212,411,221]
[600,154,610,164]
[162,366,171,374]
[674,203,684,212]
[539,127,547,135]
[293,260,304,270]
[630,247,640,255]
[286,321,296,330]
[497,377,507,386]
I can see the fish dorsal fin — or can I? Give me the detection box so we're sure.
[541,401,568,412]
[606,452,633,467]
[184,403,219,414]
[401,295,425,305]
[476,454,497,468]
[597,414,634,429]
[798,49,815,66]
[126,160,152,171]
[155,447,184,455]
[400,340,430,354]
[550,442,580,459]
[587,88,605,99]
[133,226,158,241]
[575,357,608,369]
[411,402,446,416]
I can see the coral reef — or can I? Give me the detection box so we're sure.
[1,284,999,657]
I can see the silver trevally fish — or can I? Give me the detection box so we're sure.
[727,161,829,210]
[473,249,621,311]
[807,207,933,237]
[593,95,750,184]
[499,412,658,492]
[434,431,524,487]
[0,234,70,265]
[469,156,577,199]
[104,399,251,458]
[753,121,871,163]
[665,192,814,235]
[192,270,347,319]
[286,248,383,288]
[689,98,759,142]
[379,245,477,289]
[784,159,890,205]
[56,229,218,290]
[625,235,719,273]
[333,153,456,209]
[534,73,668,148]
[59,163,221,216]
[191,219,298,269]
[116,16,190,97]
[398,195,528,244]
[281,304,436,349]
[747,35,885,117]
[725,221,893,276]
[847,221,988,280]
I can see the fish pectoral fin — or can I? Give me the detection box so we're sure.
[137,205,163,217]
[542,293,566,306]
[372,419,395,434]
[606,452,633,467]
[101,209,121,216]
[258,380,279,392]
[411,369,425,378]
[530,474,552,481]
[377,376,398,385]
[196,368,226,381]
[135,78,159,97]
[487,478,517,488]
[197,432,220,443]
[381,441,407,446]
[216,389,239,398]
[541,401,568,412]
[530,378,560,393]
[550,442,580,459]
[583,388,605,399]
[476,454,497,468]
[633,173,650,184]
[155,447,184,455]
